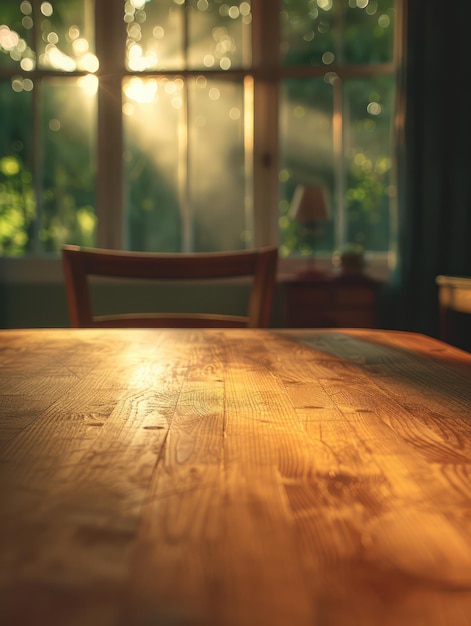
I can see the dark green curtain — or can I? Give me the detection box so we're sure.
[391,0,471,339]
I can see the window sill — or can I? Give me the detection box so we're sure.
[0,252,394,284]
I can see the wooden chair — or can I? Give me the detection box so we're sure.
[436,275,471,345]
[62,244,278,328]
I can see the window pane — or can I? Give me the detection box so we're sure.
[343,76,395,251]
[187,0,251,70]
[37,0,96,72]
[281,0,335,67]
[0,80,35,256]
[279,78,334,257]
[123,77,183,252]
[343,0,395,64]
[125,0,185,71]
[125,0,251,72]
[40,77,97,252]
[281,0,395,66]
[0,1,35,71]
[124,75,252,253]
[189,76,251,251]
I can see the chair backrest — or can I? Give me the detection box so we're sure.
[436,275,471,344]
[62,244,278,329]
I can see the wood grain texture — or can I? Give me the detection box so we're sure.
[1,328,471,626]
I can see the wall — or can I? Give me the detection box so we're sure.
[0,280,286,329]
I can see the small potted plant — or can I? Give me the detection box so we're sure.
[332,243,365,274]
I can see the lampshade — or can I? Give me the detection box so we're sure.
[289,185,330,223]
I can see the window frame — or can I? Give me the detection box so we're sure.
[0,0,405,282]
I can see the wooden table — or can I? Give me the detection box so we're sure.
[1,328,471,626]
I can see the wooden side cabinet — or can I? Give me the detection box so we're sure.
[282,272,382,328]
[436,274,471,348]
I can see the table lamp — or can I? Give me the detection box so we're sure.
[289,184,330,278]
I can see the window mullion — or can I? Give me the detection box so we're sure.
[180,80,191,253]
[333,77,345,250]
[30,0,43,255]
[333,0,345,251]
[252,0,280,248]
[181,4,191,252]
[32,79,42,255]
[95,0,125,249]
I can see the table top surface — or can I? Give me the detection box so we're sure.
[1,327,471,626]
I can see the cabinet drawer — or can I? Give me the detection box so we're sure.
[283,275,380,329]
[285,285,332,307]
[329,309,376,328]
[332,287,376,307]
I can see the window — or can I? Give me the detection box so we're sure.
[0,0,402,269]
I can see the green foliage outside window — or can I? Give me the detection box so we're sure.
[0,154,34,255]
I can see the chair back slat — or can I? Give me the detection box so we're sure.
[62,245,278,328]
